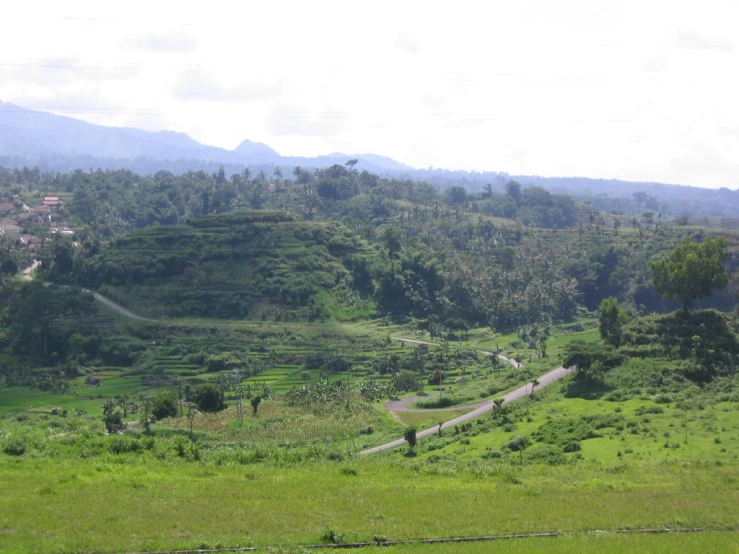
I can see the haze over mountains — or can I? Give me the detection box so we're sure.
[2,101,739,217]
[0,101,410,173]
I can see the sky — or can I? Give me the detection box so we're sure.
[1,0,738,188]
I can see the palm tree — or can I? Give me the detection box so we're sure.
[530,379,540,398]
[102,399,116,416]
[115,394,129,418]
[493,398,505,418]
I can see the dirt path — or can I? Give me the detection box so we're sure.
[360,365,574,455]
[21,260,40,281]
[85,289,153,321]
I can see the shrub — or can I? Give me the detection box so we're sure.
[151,391,178,420]
[504,435,529,452]
[191,384,226,413]
[109,436,143,455]
[3,437,26,456]
[103,411,125,434]
[527,444,566,465]
[414,396,464,409]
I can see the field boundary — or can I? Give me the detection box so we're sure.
[90,526,739,553]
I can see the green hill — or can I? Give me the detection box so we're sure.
[78,211,372,319]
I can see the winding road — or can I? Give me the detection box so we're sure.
[63,285,575,456]
[360,364,574,455]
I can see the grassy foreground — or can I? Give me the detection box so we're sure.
[383,531,739,553]
[0,457,737,553]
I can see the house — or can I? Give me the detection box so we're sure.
[51,226,74,236]
[30,205,51,215]
[0,219,21,236]
[42,196,63,209]
[18,235,43,251]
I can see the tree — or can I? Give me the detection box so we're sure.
[404,426,417,453]
[103,410,124,434]
[250,396,262,416]
[530,378,540,398]
[598,297,628,347]
[191,383,226,413]
[650,237,729,313]
[505,181,522,204]
[379,225,403,257]
[492,397,505,418]
[151,390,178,420]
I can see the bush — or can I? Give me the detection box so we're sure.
[3,437,26,456]
[527,444,566,465]
[191,384,226,413]
[504,435,529,452]
[414,396,467,409]
[109,436,143,454]
[151,391,178,420]
[103,411,125,434]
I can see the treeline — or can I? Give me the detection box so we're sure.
[6,163,738,333]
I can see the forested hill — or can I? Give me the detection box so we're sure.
[14,163,736,327]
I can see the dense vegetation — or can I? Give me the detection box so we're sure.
[2,162,739,552]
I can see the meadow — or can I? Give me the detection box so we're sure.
[0,456,737,553]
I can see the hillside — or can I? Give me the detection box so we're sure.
[77,211,372,319]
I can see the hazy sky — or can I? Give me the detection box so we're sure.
[2,1,738,188]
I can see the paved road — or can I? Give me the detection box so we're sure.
[85,291,574,456]
[360,365,574,455]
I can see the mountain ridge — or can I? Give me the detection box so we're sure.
[2,101,739,217]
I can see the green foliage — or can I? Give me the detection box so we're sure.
[525,443,566,465]
[0,280,98,363]
[650,236,729,312]
[103,411,125,434]
[404,426,417,451]
[392,371,420,393]
[77,214,365,319]
[3,437,26,456]
[598,297,629,347]
[562,340,623,380]
[151,391,178,420]
[504,434,529,452]
[190,384,226,413]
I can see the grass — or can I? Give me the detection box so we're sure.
[402,375,739,465]
[382,531,739,553]
[395,409,473,427]
[0,456,737,552]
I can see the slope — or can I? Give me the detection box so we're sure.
[77,210,373,320]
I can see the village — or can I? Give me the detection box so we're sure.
[0,193,77,253]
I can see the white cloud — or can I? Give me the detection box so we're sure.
[0,0,738,187]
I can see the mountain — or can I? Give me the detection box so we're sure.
[2,101,739,217]
[0,101,409,173]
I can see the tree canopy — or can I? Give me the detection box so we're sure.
[650,236,729,312]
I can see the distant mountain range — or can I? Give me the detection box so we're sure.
[0,101,410,173]
[2,101,739,217]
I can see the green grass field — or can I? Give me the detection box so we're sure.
[382,531,739,553]
[0,457,737,553]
